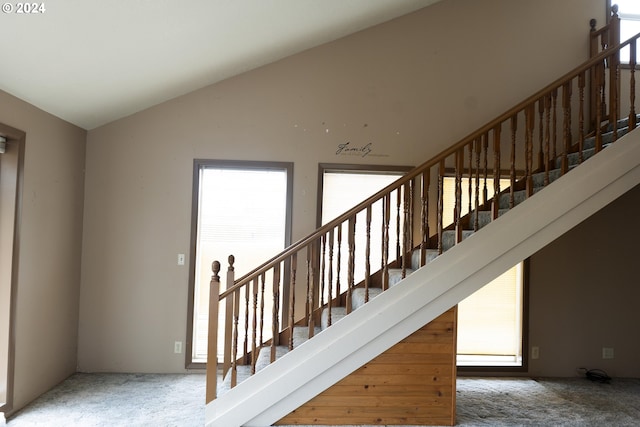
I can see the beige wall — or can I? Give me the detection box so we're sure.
[0,90,86,414]
[80,0,607,374]
[529,184,640,377]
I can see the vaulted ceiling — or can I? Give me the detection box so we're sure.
[0,0,437,130]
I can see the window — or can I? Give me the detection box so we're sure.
[616,0,640,63]
[318,164,411,300]
[318,166,525,368]
[187,160,293,367]
[441,176,525,368]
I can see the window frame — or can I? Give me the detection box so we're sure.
[609,0,640,67]
[445,169,529,373]
[316,163,413,228]
[317,164,529,373]
[185,159,294,369]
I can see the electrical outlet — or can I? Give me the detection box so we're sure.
[174,341,183,354]
[531,346,539,360]
[177,254,185,266]
[602,347,614,359]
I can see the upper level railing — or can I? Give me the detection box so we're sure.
[590,4,621,128]
[206,11,639,402]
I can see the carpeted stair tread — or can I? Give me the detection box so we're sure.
[388,267,415,287]
[218,364,253,397]
[532,168,563,189]
[411,248,439,270]
[553,143,612,170]
[583,126,628,150]
[470,209,509,230]
[351,287,383,310]
[293,325,321,347]
[441,229,475,251]
[320,306,347,329]
[499,189,527,210]
[603,113,640,132]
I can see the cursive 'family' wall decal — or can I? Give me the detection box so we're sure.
[335,142,389,158]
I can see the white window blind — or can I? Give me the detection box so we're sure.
[192,166,289,362]
[442,177,523,365]
[617,0,640,63]
[321,170,405,297]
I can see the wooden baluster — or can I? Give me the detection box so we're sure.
[595,61,604,152]
[454,149,463,244]
[395,188,401,263]
[561,82,572,174]
[525,104,534,197]
[578,72,586,164]
[544,94,551,185]
[609,7,620,141]
[382,194,390,290]
[243,277,250,365]
[402,183,410,278]
[205,260,220,403]
[437,160,445,254]
[231,287,240,387]
[467,142,473,216]
[600,59,607,123]
[630,40,637,131]
[482,134,488,206]
[259,273,265,345]
[271,263,280,363]
[288,253,297,350]
[551,89,558,159]
[336,225,342,303]
[537,97,544,171]
[611,55,620,142]
[408,179,414,254]
[251,277,259,374]
[365,206,372,301]
[474,138,481,231]
[420,170,429,267]
[492,125,501,220]
[306,244,315,339]
[589,18,598,128]
[346,216,356,313]
[599,29,608,122]
[320,234,326,307]
[223,256,235,378]
[510,115,517,209]
[326,230,333,326]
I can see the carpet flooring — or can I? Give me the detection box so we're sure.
[3,374,639,426]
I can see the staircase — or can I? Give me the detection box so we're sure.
[205,12,640,427]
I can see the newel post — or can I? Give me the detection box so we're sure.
[205,260,221,404]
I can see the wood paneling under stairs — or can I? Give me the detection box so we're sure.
[276,306,457,426]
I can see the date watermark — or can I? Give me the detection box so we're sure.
[2,2,46,13]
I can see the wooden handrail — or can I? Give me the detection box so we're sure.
[220,30,640,301]
[208,15,640,399]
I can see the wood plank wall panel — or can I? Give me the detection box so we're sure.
[276,306,457,426]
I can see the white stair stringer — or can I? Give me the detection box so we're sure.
[206,130,640,427]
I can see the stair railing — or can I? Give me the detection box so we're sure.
[589,5,621,128]
[206,18,639,403]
